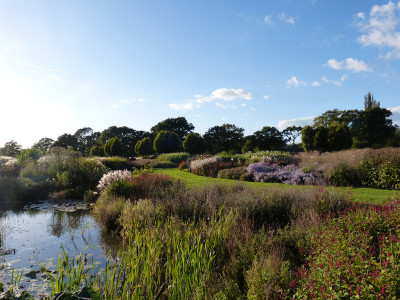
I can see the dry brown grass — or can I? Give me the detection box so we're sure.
[297,149,370,177]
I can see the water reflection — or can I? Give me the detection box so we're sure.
[0,199,119,298]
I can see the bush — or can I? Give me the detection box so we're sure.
[358,149,400,189]
[247,161,321,185]
[148,160,177,168]
[242,151,296,165]
[128,174,186,201]
[103,157,131,170]
[183,133,206,154]
[295,200,400,299]
[55,158,105,197]
[329,163,361,187]
[104,137,124,157]
[190,156,228,177]
[134,137,155,157]
[17,148,44,166]
[0,156,19,177]
[178,161,189,171]
[89,145,105,157]
[217,167,247,180]
[93,196,125,231]
[153,131,182,154]
[158,152,190,164]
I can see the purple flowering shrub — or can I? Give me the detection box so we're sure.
[247,161,321,185]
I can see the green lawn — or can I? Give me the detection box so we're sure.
[153,168,399,204]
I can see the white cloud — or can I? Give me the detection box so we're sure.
[211,88,252,101]
[277,117,315,131]
[264,15,274,25]
[357,12,366,19]
[279,13,296,25]
[263,94,272,100]
[221,117,228,121]
[311,81,320,87]
[286,76,307,88]
[216,102,237,110]
[241,103,247,107]
[357,1,400,58]
[390,105,400,125]
[168,102,196,111]
[325,58,371,72]
[320,74,348,86]
[169,88,252,111]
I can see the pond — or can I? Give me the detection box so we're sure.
[0,199,118,298]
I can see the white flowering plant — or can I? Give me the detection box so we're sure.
[97,169,132,192]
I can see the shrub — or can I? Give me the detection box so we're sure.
[246,250,292,299]
[103,157,131,170]
[134,137,155,157]
[89,145,105,157]
[247,161,321,185]
[295,200,400,299]
[104,137,124,157]
[242,151,296,165]
[0,156,18,177]
[153,131,182,154]
[17,148,44,166]
[158,152,190,164]
[54,158,105,197]
[178,161,189,170]
[329,163,361,186]
[183,133,206,154]
[189,156,226,177]
[148,160,177,168]
[358,148,400,189]
[217,167,247,180]
[93,196,125,231]
[128,173,186,201]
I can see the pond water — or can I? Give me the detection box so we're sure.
[0,199,118,298]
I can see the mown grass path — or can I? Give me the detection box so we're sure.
[153,168,399,204]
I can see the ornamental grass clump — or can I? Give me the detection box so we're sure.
[190,156,235,177]
[158,152,190,164]
[97,170,131,192]
[0,156,18,177]
[247,161,321,185]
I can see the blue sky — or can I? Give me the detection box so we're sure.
[1,0,400,148]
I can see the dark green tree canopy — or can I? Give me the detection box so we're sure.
[104,137,124,157]
[2,140,22,157]
[33,137,54,152]
[252,126,286,151]
[327,123,352,151]
[99,126,151,157]
[183,133,206,154]
[151,117,194,142]
[301,126,315,152]
[364,92,380,110]
[352,107,395,148]
[135,137,155,156]
[73,127,99,155]
[153,131,182,154]
[203,124,244,154]
[52,134,79,151]
[282,126,302,146]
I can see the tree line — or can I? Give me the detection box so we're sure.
[1,93,399,157]
[301,92,399,152]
